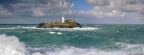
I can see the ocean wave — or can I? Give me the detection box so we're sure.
[28,42,144,55]
[0,34,29,55]
[1,34,144,55]
[0,27,16,29]
[115,42,144,52]
[53,27,98,31]
[29,45,144,55]
[0,26,98,31]
[49,31,63,35]
[28,43,144,55]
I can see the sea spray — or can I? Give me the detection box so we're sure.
[0,34,29,55]
[29,45,144,55]
[1,24,144,55]
[0,34,143,55]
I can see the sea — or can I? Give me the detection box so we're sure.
[0,24,144,55]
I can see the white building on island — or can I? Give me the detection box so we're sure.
[62,15,65,23]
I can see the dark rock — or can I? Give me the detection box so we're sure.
[37,19,82,28]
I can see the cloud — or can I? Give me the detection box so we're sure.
[0,5,12,18]
[65,0,144,24]
[86,0,144,18]
[19,0,74,17]
[0,0,74,18]
[89,7,126,18]
[0,0,78,24]
[87,0,109,6]
[32,7,45,16]
[0,0,144,24]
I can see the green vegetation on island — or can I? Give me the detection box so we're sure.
[37,19,82,28]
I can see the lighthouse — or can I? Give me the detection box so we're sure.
[62,15,65,23]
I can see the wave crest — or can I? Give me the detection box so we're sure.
[0,34,28,55]
[30,46,144,55]
[0,26,98,31]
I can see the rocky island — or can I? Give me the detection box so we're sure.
[37,16,82,28]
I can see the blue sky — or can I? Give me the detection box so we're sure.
[0,0,144,24]
[74,0,94,11]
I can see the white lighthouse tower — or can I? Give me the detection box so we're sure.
[62,15,65,23]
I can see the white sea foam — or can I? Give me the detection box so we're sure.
[0,26,37,30]
[57,32,63,35]
[32,52,44,55]
[29,42,144,55]
[49,32,56,34]
[0,26,98,31]
[49,32,63,35]
[115,42,144,52]
[0,34,144,55]
[0,34,28,55]
[0,27,16,29]
[52,27,98,31]
[30,45,144,55]
[45,47,124,55]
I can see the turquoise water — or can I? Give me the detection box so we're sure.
[0,24,144,55]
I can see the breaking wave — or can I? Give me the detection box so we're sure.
[30,44,144,55]
[0,34,29,55]
[0,34,144,55]
[0,26,98,31]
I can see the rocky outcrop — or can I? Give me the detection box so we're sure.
[37,19,82,28]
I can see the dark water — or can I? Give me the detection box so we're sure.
[0,24,144,55]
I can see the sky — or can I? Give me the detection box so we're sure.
[0,0,144,24]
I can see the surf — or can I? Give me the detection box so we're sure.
[0,34,29,55]
[0,34,144,55]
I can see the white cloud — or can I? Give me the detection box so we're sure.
[25,0,74,17]
[32,7,44,16]
[1,0,144,24]
[0,5,11,16]
[90,7,126,18]
[0,0,77,24]
[86,0,144,18]
[0,0,74,18]
[87,0,109,6]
